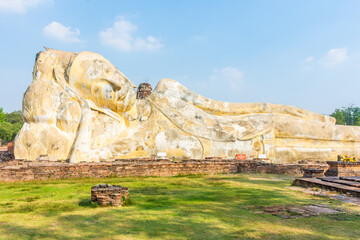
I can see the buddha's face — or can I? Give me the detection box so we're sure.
[89,72,136,113]
[67,52,136,114]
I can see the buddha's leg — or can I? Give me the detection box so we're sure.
[272,115,360,162]
[154,78,334,123]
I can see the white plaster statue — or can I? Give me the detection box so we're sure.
[14,49,360,163]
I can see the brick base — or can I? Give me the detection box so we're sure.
[0,159,328,181]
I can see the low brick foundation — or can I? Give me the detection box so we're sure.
[0,159,328,181]
[293,177,360,198]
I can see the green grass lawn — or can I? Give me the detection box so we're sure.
[0,173,359,240]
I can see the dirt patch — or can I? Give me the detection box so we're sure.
[247,177,287,181]
[257,204,343,219]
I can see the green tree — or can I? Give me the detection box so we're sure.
[0,109,23,144]
[0,121,15,143]
[5,110,23,124]
[0,108,5,123]
[330,105,360,126]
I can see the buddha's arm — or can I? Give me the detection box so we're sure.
[154,79,335,124]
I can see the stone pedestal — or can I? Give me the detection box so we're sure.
[91,184,129,207]
[302,168,325,178]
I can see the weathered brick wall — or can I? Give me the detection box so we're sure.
[0,160,238,181]
[0,159,328,181]
[236,160,328,175]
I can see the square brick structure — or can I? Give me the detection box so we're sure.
[325,161,360,177]
[91,184,129,207]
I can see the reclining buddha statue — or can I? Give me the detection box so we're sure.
[14,48,360,163]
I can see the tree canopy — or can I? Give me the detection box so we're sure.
[330,105,360,126]
[0,108,23,144]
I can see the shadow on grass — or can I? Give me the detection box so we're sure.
[0,223,74,240]
[3,208,360,240]
[78,198,98,208]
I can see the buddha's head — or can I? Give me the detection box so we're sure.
[67,51,137,114]
[33,48,77,81]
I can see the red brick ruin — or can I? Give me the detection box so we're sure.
[91,184,129,207]
[136,83,152,99]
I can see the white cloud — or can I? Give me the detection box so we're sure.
[304,56,314,62]
[300,56,314,71]
[99,17,163,51]
[0,0,51,13]
[43,21,81,43]
[210,67,243,90]
[321,48,348,67]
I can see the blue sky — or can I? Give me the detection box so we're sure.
[0,0,359,115]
